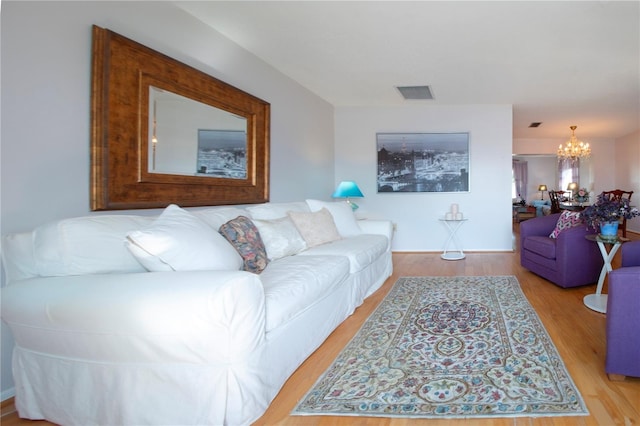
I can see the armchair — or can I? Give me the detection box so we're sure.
[605,241,640,380]
[520,213,603,288]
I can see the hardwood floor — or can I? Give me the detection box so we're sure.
[2,225,638,426]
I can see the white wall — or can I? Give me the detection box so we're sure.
[512,154,597,203]
[1,1,334,399]
[335,105,513,252]
[615,130,640,233]
[513,137,617,193]
[513,155,557,203]
[514,135,639,232]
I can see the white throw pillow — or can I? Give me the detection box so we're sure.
[252,216,307,260]
[288,208,342,248]
[125,204,242,271]
[306,199,362,237]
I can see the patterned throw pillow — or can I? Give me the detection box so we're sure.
[219,216,269,273]
[549,211,583,238]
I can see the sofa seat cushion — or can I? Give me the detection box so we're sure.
[299,234,388,273]
[259,255,350,332]
[523,236,557,260]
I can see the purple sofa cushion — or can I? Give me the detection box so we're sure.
[523,236,556,259]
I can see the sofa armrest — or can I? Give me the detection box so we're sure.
[358,219,393,247]
[606,265,640,376]
[1,270,265,363]
[621,241,640,267]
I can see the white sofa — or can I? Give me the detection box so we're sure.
[1,200,393,426]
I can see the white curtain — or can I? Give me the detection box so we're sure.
[557,158,580,191]
[513,160,528,200]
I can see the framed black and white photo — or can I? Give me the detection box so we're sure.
[377,132,469,193]
[196,129,247,179]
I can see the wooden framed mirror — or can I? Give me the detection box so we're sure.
[91,26,270,210]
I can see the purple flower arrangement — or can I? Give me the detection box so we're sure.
[582,192,639,230]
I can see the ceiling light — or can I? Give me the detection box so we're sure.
[396,86,434,100]
[557,125,591,160]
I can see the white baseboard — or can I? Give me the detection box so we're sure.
[1,387,15,402]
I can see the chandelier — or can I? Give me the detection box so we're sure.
[557,125,591,159]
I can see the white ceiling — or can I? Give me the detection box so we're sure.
[176,1,640,140]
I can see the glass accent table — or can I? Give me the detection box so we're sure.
[583,234,628,314]
[439,218,468,261]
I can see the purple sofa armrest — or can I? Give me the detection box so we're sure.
[606,265,640,378]
[621,241,640,267]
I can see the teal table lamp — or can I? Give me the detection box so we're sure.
[332,181,364,210]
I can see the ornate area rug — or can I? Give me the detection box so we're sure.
[292,276,588,419]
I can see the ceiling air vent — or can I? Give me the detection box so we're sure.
[396,85,434,100]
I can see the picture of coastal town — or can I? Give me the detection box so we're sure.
[377,132,469,193]
[197,129,247,179]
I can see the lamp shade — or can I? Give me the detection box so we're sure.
[538,184,547,192]
[567,182,578,191]
[332,181,364,198]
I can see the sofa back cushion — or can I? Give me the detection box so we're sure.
[192,206,247,230]
[32,215,155,277]
[245,201,309,220]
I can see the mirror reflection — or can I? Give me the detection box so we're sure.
[149,86,247,178]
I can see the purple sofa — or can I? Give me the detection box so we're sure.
[606,241,640,379]
[520,213,603,288]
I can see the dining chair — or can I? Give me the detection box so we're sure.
[602,190,634,238]
[548,190,562,214]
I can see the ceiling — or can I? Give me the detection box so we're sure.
[176,1,640,140]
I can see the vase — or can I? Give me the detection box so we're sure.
[599,221,619,240]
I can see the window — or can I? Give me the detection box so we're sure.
[558,158,579,192]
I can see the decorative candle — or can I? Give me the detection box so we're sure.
[451,203,459,214]
[455,212,463,220]
[445,212,453,220]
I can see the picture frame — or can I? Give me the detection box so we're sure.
[196,129,248,179]
[90,25,270,210]
[377,132,469,193]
